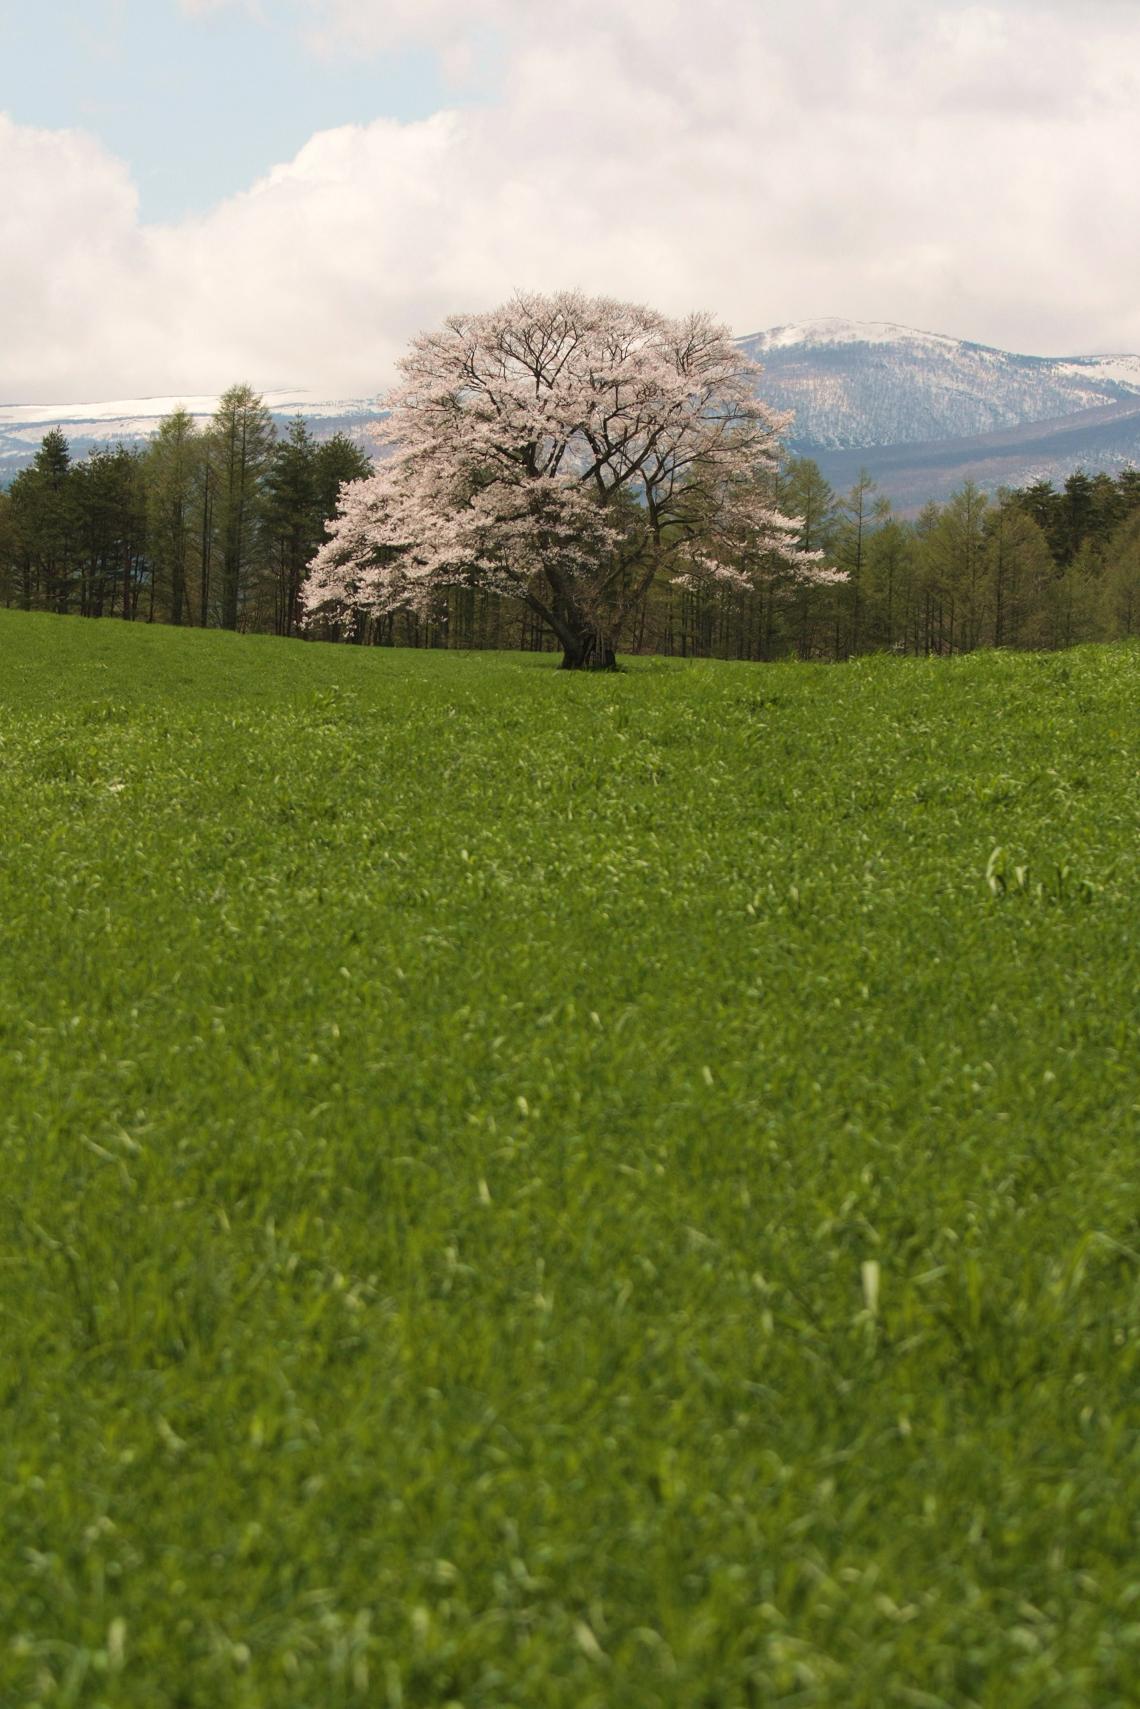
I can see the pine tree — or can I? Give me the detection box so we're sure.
[8,430,78,613]
[1098,511,1140,638]
[210,385,274,631]
[833,471,886,657]
[146,408,200,625]
[931,481,989,652]
[864,518,916,650]
[778,458,839,658]
[265,422,373,635]
[313,433,372,523]
[984,493,1052,649]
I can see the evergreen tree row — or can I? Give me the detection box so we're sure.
[0,387,371,634]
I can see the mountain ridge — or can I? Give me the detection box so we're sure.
[4,320,1140,509]
[737,319,1140,451]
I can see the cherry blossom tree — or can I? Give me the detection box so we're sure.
[302,291,842,667]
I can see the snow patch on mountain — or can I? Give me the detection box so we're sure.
[1053,354,1140,389]
[755,318,962,355]
[739,319,1140,451]
[0,388,381,428]
[0,389,385,477]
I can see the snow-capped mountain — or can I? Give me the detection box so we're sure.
[0,388,385,480]
[739,318,1140,450]
[4,322,1140,508]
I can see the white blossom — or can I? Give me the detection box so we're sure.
[302,290,842,663]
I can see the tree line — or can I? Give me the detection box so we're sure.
[649,461,1140,664]
[3,387,1139,662]
[0,386,371,634]
[305,461,1140,662]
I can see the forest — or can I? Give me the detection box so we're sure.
[3,385,1139,661]
[0,387,371,639]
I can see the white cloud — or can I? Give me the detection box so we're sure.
[0,116,157,398]
[4,0,1140,402]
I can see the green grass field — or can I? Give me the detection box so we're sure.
[2,609,1138,1708]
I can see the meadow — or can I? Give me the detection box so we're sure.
[1,608,1137,1708]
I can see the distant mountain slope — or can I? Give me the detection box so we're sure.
[5,321,1140,511]
[740,318,1140,450]
[809,396,1140,513]
[0,389,384,481]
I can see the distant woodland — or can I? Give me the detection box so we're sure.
[2,385,1138,660]
[0,387,371,639]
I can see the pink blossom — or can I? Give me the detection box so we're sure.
[302,291,842,664]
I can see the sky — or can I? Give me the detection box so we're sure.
[3,0,1140,402]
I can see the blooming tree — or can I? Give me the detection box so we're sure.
[302,291,842,667]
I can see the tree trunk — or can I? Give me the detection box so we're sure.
[559,628,617,670]
[221,548,240,631]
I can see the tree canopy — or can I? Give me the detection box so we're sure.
[302,291,840,667]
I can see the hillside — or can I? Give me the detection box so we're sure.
[2,612,1138,1706]
[741,318,1140,449]
[810,395,1140,512]
[740,319,1140,509]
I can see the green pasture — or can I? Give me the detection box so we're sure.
[1,610,1138,1707]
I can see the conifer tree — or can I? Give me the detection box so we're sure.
[8,430,77,613]
[146,408,200,625]
[211,385,274,631]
